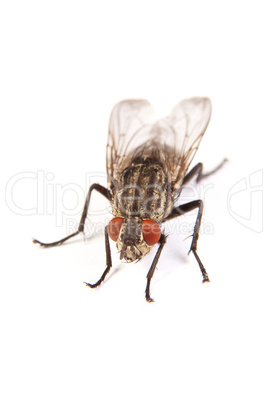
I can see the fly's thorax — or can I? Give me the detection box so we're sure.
[107,216,162,263]
[111,157,173,221]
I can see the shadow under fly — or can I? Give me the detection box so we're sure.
[33,97,227,302]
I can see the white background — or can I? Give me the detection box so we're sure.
[1,1,267,401]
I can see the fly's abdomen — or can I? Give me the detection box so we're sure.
[113,158,171,222]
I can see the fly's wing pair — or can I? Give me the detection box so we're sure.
[106,97,212,191]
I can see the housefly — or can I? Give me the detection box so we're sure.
[33,97,226,302]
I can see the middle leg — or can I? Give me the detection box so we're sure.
[33,183,111,247]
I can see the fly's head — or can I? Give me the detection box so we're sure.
[107,217,161,262]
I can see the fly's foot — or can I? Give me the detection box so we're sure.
[145,293,155,303]
[146,297,155,303]
[191,249,210,284]
[32,231,81,248]
[32,238,57,247]
[202,275,210,283]
[84,281,100,289]
[83,265,111,290]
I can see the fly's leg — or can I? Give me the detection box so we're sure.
[33,183,111,247]
[84,226,112,288]
[145,234,166,302]
[164,200,209,283]
[182,158,228,185]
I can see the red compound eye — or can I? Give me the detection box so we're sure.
[107,217,123,242]
[142,220,161,246]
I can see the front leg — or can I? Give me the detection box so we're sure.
[84,226,112,288]
[145,234,166,302]
[164,200,209,283]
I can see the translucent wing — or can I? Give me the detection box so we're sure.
[161,97,212,189]
[106,99,155,183]
[106,97,211,191]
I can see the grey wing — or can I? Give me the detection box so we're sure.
[106,99,155,183]
[151,97,212,190]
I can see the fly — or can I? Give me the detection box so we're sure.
[33,97,226,302]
